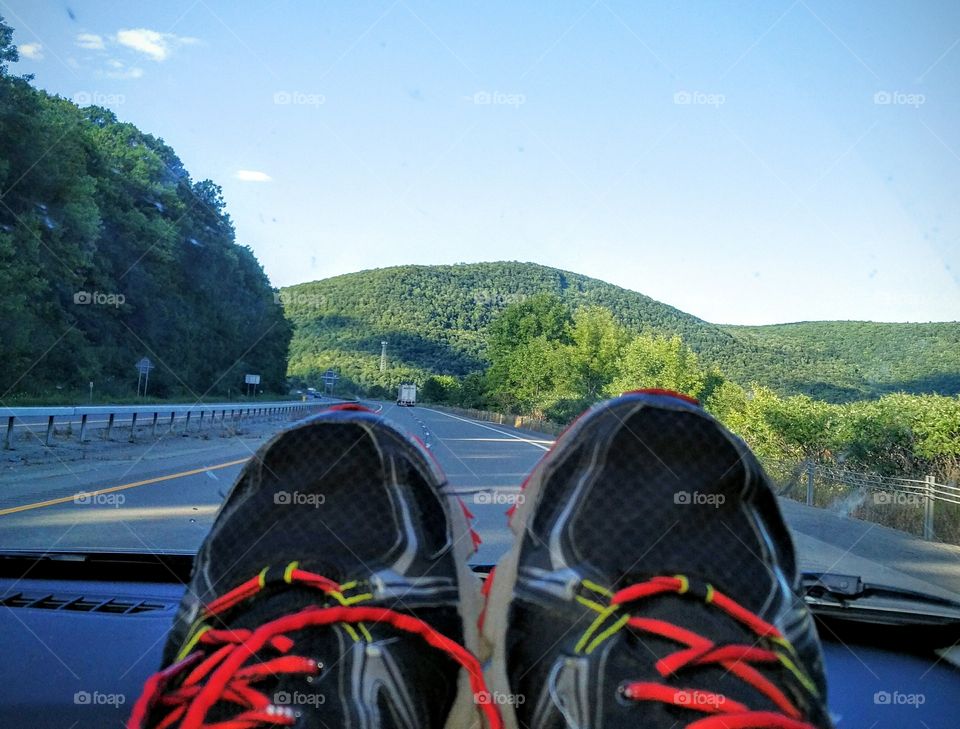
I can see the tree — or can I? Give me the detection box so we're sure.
[487,292,572,361]
[486,294,574,412]
[569,306,629,401]
[422,375,460,403]
[0,15,18,76]
[763,395,840,461]
[608,334,706,399]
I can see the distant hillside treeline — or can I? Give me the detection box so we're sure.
[0,20,290,399]
[282,262,960,402]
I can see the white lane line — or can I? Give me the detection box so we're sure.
[419,408,552,451]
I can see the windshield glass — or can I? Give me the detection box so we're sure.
[0,2,958,606]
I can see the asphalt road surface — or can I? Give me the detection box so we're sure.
[0,401,957,601]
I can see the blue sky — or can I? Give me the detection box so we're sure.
[4,0,958,324]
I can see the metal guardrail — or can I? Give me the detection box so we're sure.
[789,461,960,541]
[1,400,324,449]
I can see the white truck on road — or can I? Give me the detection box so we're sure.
[397,383,417,407]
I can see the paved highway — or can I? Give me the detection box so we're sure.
[0,401,957,600]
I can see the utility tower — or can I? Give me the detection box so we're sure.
[380,341,387,372]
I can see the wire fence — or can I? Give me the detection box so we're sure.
[770,460,960,544]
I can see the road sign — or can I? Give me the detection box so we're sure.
[136,357,154,375]
[322,368,339,395]
[244,374,261,385]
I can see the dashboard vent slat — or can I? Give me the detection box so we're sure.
[1,591,171,614]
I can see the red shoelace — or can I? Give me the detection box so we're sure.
[612,576,819,729]
[127,567,502,729]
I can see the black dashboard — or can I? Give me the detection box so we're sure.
[1,553,958,728]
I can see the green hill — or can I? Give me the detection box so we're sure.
[721,321,960,400]
[282,262,960,401]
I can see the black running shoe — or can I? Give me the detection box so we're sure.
[482,390,832,729]
[128,405,501,729]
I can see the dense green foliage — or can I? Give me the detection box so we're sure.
[481,297,713,420]
[0,17,290,400]
[723,322,960,401]
[283,261,960,402]
[706,387,960,482]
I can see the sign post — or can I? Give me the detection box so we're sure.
[244,374,261,397]
[135,357,155,397]
[322,368,339,396]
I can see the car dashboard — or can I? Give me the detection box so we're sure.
[1,552,958,728]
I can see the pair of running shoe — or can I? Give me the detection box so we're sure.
[128,389,833,729]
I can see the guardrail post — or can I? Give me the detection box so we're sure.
[129,412,137,442]
[806,461,815,506]
[151,412,159,438]
[183,411,191,435]
[5,416,14,450]
[168,412,176,434]
[45,415,55,446]
[199,411,205,430]
[105,413,115,441]
[79,414,88,443]
[924,475,936,540]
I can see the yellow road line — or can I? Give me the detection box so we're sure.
[0,458,250,517]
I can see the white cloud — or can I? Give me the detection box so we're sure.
[234,170,273,183]
[104,63,144,80]
[76,33,105,50]
[19,43,43,60]
[115,28,197,61]
[98,57,144,79]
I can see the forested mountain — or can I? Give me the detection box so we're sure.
[723,322,960,400]
[0,24,289,399]
[283,262,960,401]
